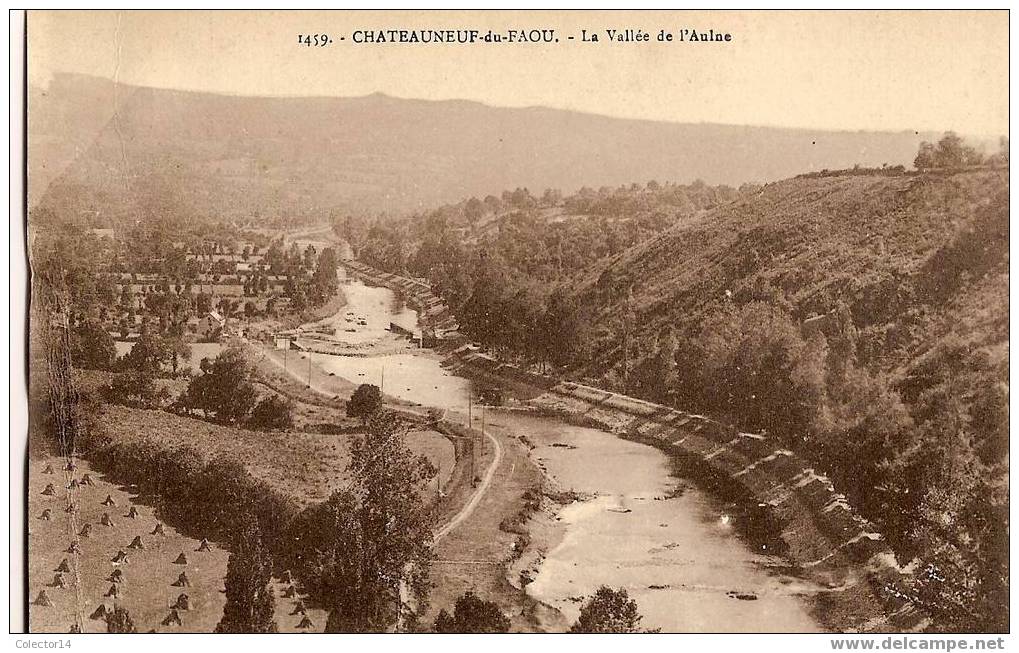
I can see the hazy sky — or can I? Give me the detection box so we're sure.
[28,9,1008,135]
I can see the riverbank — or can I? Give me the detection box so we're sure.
[441,350,927,633]
[246,286,349,338]
[254,270,833,632]
[419,418,568,632]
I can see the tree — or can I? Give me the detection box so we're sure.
[346,383,382,419]
[310,248,339,305]
[119,331,170,376]
[433,591,510,633]
[290,411,436,632]
[542,288,590,368]
[541,188,562,207]
[633,326,678,402]
[916,132,984,170]
[162,333,192,377]
[303,244,318,270]
[215,522,278,633]
[106,370,165,409]
[914,141,937,169]
[464,196,485,226]
[697,302,824,441]
[119,285,135,310]
[105,606,137,633]
[290,288,307,313]
[196,292,213,315]
[70,320,117,370]
[460,260,508,348]
[178,346,258,423]
[935,132,981,168]
[248,395,295,431]
[569,586,647,633]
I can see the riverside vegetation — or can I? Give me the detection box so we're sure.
[333,135,1009,633]
[27,133,1008,633]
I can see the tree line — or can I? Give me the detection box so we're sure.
[914,132,1008,170]
[335,166,1006,632]
[332,180,755,370]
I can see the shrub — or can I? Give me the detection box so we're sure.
[569,586,649,633]
[178,346,257,423]
[70,320,116,370]
[433,592,510,633]
[87,440,297,558]
[248,395,295,431]
[104,371,166,409]
[346,383,382,419]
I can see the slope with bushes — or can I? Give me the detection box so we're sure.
[368,167,1007,632]
[567,168,1007,632]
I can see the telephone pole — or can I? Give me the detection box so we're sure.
[480,402,486,459]
[307,350,313,388]
[469,432,475,486]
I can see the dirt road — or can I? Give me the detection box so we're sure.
[434,427,503,542]
[247,338,503,540]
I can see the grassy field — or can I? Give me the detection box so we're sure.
[420,422,560,633]
[96,405,454,507]
[27,457,328,633]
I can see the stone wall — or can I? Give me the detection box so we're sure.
[341,258,928,632]
[446,350,927,633]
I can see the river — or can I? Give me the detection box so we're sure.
[299,276,823,632]
[305,276,419,345]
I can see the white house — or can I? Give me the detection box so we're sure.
[197,311,227,340]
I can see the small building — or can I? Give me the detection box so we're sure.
[390,321,422,342]
[197,311,226,340]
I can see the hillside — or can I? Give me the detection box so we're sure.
[31,73,937,223]
[351,166,1008,631]
[574,169,1008,378]
[562,168,1009,631]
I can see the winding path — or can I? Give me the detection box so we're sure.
[245,338,505,540]
[434,426,503,542]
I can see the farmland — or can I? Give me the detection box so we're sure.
[27,457,328,633]
[94,405,455,507]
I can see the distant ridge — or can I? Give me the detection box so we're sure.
[31,73,938,224]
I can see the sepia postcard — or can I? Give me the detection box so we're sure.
[12,8,1010,644]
